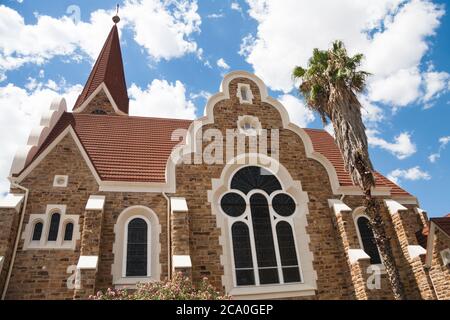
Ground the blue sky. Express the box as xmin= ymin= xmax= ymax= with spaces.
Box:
xmin=0 ymin=0 xmax=449 ymax=217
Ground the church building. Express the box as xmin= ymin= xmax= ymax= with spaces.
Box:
xmin=0 ymin=15 xmax=449 ymax=300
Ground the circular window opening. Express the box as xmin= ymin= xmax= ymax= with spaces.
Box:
xmin=221 ymin=192 xmax=246 ymax=217
xmin=272 ymin=193 xmax=296 ymax=217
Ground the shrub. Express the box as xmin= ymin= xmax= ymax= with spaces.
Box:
xmin=90 ymin=272 xmax=231 ymax=300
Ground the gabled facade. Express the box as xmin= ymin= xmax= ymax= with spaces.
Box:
xmin=0 ymin=18 xmax=448 ymax=300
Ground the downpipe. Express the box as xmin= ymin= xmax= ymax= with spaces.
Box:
xmin=1 ymin=178 xmax=29 ymax=300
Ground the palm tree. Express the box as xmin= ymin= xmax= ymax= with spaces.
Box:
xmin=293 ymin=40 xmax=405 ymax=300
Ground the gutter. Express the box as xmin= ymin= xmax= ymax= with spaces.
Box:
xmin=162 ymin=192 xmax=172 ymax=280
xmin=1 ymin=178 xmax=29 ymax=300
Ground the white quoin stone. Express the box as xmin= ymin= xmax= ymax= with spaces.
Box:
xmin=328 ymin=199 xmax=352 ymax=215
xmin=384 ymin=199 xmax=408 ymax=215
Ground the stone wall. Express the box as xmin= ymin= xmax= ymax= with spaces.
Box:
xmin=428 ymin=230 xmax=450 ymax=299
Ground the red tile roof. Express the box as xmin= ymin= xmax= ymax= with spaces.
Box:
xmin=18 ymin=114 xmax=413 ymax=196
xmin=303 ymin=128 xmax=411 ymax=196
xmin=28 ymin=113 xmax=191 ymax=182
xmin=431 ymin=216 xmax=450 ymax=237
xmin=73 ymin=24 xmax=129 ymax=114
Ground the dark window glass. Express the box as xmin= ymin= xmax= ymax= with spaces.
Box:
xmin=64 ymin=223 xmax=74 ymax=241
xmin=232 ymin=222 xmax=255 ymax=286
xmin=240 ymin=87 xmax=248 ymax=101
xmin=126 ymin=218 xmax=148 ymax=277
xmin=272 ymin=194 xmax=296 ymax=217
xmin=221 ymin=192 xmax=246 ymax=217
xmin=231 ymin=166 xmax=282 ymax=195
xmin=91 ymin=109 xmax=107 ymax=115
xmin=357 ymin=217 xmax=381 ymax=264
xmin=250 ymin=193 xmax=279 ymax=284
xmin=47 ymin=213 xmax=60 ymax=241
xmin=276 ymin=221 xmax=301 ymax=283
xmin=32 ymin=222 xmax=43 ymax=241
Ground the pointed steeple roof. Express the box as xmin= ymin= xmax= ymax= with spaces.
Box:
xmin=73 ymin=20 xmax=129 ymax=114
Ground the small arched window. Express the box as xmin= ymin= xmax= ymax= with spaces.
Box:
xmin=126 ymin=218 xmax=148 ymax=277
xmin=240 ymin=86 xmax=248 ymax=101
xmin=47 ymin=212 xmax=61 ymax=241
xmin=32 ymin=222 xmax=43 ymax=241
xmin=64 ymin=222 xmax=74 ymax=241
xmin=356 ymin=216 xmax=381 ymax=264
xmin=92 ymin=109 xmax=107 ymax=115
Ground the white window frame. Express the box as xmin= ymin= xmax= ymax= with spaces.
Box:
xmin=236 ymin=83 xmax=254 ymax=104
xmin=122 ymin=215 xmax=152 ymax=278
xmin=53 ymin=175 xmax=69 ymax=187
xmin=353 ymin=210 xmax=385 ymax=269
xmin=22 ymin=204 xmax=80 ymax=250
xmin=112 ymin=205 xmax=161 ymax=288
xmin=220 ymin=188 xmax=304 ymax=287
xmin=209 ymin=157 xmax=317 ymax=299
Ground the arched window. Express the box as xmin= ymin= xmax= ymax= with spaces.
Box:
xmin=221 ymin=166 xmax=302 ymax=286
xmin=47 ymin=212 xmax=61 ymax=241
xmin=64 ymin=222 xmax=74 ymax=241
xmin=32 ymin=222 xmax=43 ymax=241
xmin=356 ymin=216 xmax=381 ymax=264
xmin=126 ymin=218 xmax=148 ymax=277
xmin=91 ymin=109 xmax=107 ymax=115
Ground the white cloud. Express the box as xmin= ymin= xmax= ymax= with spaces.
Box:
xmin=190 ymin=90 xmax=212 ymax=101
xmin=428 ymin=135 xmax=450 ymax=163
xmin=207 ymin=13 xmax=224 ymax=19
xmin=0 ymin=1 xmax=202 ymax=79
xmin=367 ymin=129 xmax=416 ymax=159
xmin=387 ymin=166 xmax=431 ymax=184
xmin=0 ymin=82 xmax=82 ymax=193
xmin=278 ymin=94 xmax=315 ymax=128
xmin=241 ymin=0 xmax=445 ymax=107
xmin=128 ymin=79 xmax=197 ymax=119
xmin=216 ymin=58 xmax=230 ymax=70
xmin=359 ymin=94 xmax=384 ymax=124
xmin=122 ymin=0 xmax=201 ymax=61
xmin=231 ymin=2 xmax=243 ymax=13
xmin=368 ymin=67 xmax=422 ymax=107
xmin=423 ymin=70 xmax=450 ymax=102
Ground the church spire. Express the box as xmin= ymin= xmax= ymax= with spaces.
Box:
xmin=72 ymin=7 xmax=129 ymax=115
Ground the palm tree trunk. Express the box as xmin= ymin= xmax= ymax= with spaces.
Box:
xmin=328 ymin=85 xmax=406 ymax=299
xmin=365 ymin=192 xmax=406 ymax=300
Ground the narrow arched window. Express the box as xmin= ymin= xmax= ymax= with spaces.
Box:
xmin=221 ymin=166 xmax=301 ymax=287
xmin=357 ymin=216 xmax=381 ymax=264
xmin=32 ymin=222 xmax=43 ymax=241
xmin=48 ymin=213 xmax=61 ymax=241
xmin=64 ymin=222 xmax=74 ymax=241
xmin=126 ymin=218 xmax=148 ymax=277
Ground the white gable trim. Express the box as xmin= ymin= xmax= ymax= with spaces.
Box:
xmin=72 ymin=83 xmax=127 ymax=116
xmin=14 ymin=126 xmax=102 ymax=186
xmin=166 ymin=70 xmax=401 ymax=197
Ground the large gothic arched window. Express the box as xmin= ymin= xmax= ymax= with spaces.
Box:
xmin=220 ymin=166 xmax=302 ymax=286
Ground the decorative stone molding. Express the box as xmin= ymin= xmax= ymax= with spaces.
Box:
xmin=236 ymin=83 xmax=254 ymax=104
xmin=77 ymin=255 xmax=99 ymax=270
xmin=85 ymin=195 xmax=106 ymax=211
xmin=348 ymin=249 xmax=371 ymax=264
xmin=440 ymin=248 xmax=450 ymax=266
xmin=328 ymin=199 xmax=352 ymax=215
xmin=53 ymin=175 xmax=69 ymax=187
xmin=208 ymin=154 xmax=317 ymax=299
xmin=383 ymin=199 xmax=408 ymax=215
xmin=21 ymin=204 xmax=80 ymax=250
xmin=237 ymin=115 xmax=262 ymax=136
xmin=407 ymin=245 xmax=427 ymax=259
xmin=0 ymin=194 xmax=24 ymax=212
xmin=10 ymin=97 xmax=67 ymax=175
xmin=170 ymin=197 xmax=188 ymax=212
xmin=112 ymin=206 xmax=161 ymax=287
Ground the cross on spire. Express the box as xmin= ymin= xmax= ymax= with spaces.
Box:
xmin=112 ymin=4 xmax=120 ymax=24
